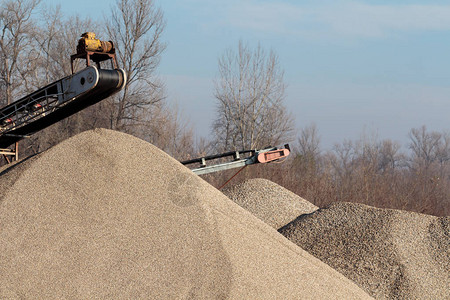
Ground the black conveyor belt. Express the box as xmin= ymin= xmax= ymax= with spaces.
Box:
xmin=0 ymin=69 xmax=124 ymax=148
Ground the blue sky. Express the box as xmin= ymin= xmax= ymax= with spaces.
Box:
xmin=43 ymin=0 xmax=450 ymax=149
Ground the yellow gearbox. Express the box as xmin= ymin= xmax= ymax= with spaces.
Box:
xmin=76 ymin=32 xmax=114 ymax=54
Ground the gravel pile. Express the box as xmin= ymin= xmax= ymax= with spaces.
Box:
xmin=0 ymin=129 xmax=371 ymax=299
xmin=223 ymin=178 xmax=318 ymax=229
xmin=279 ymin=202 xmax=449 ymax=299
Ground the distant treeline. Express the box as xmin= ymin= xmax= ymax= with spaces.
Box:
xmin=203 ymin=124 xmax=449 ymax=217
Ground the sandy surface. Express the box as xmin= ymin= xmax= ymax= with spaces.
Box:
xmin=0 ymin=129 xmax=371 ymax=299
xmin=223 ymin=178 xmax=318 ymax=229
xmin=279 ymin=202 xmax=449 ymax=299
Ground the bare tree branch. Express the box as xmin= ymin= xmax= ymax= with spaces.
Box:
xmin=106 ymin=0 xmax=166 ymax=132
xmin=213 ymin=41 xmax=294 ymax=151
xmin=0 ymin=0 xmax=40 ymax=105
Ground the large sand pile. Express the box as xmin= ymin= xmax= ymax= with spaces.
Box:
xmin=279 ymin=202 xmax=449 ymax=299
xmin=0 ymin=129 xmax=371 ymax=299
xmin=223 ymin=178 xmax=318 ymax=229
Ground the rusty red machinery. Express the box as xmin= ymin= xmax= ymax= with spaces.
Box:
xmin=257 ymin=147 xmax=290 ymax=163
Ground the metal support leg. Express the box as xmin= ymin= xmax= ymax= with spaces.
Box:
xmin=15 ymin=142 xmax=18 ymax=161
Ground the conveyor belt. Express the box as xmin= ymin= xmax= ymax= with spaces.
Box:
xmin=181 ymin=145 xmax=290 ymax=175
xmin=0 ymin=67 xmax=126 ymax=148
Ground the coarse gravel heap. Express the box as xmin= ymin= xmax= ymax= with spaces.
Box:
xmin=0 ymin=129 xmax=371 ymax=299
xmin=279 ymin=202 xmax=450 ymax=300
xmin=222 ymin=178 xmax=318 ymax=229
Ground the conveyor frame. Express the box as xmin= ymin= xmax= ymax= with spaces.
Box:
xmin=0 ymin=66 xmax=126 ymax=155
xmin=181 ymin=145 xmax=290 ymax=176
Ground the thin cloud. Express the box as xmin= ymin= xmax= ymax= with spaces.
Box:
xmin=321 ymin=2 xmax=450 ymax=37
xmin=208 ymin=1 xmax=450 ymax=39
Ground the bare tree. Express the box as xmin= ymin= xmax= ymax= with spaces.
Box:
xmin=0 ymin=0 xmax=40 ymax=105
xmin=435 ymin=131 xmax=450 ymax=166
xmin=408 ymin=125 xmax=443 ymax=170
xmin=213 ymin=40 xmax=294 ymax=151
xmin=138 ymin=102 xmax=195 ymax=160
xmin=297 ymin=122 xmax=320 ymax=160
xmin=377 ymin=139 xmax=403 ymax=172
xmin=105 ymin=0 xmax=166 ymax=132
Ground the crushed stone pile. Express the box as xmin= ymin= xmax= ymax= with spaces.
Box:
xmin=222 ymin=178 xmax=318 ymax=229
xmin=279 ymin=202 xmax=449 ymax=299
xmin=0 ymin=129 xmax=371 ymax=299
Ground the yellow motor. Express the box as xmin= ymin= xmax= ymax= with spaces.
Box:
xmin=77 ymin=32 xmax=114 ymax=54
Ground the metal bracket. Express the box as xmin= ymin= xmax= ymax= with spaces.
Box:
xmin=0 ymin=142 xmax=18 ymax=164
xmin=70 ymin=51 xmax=118 ymax=74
